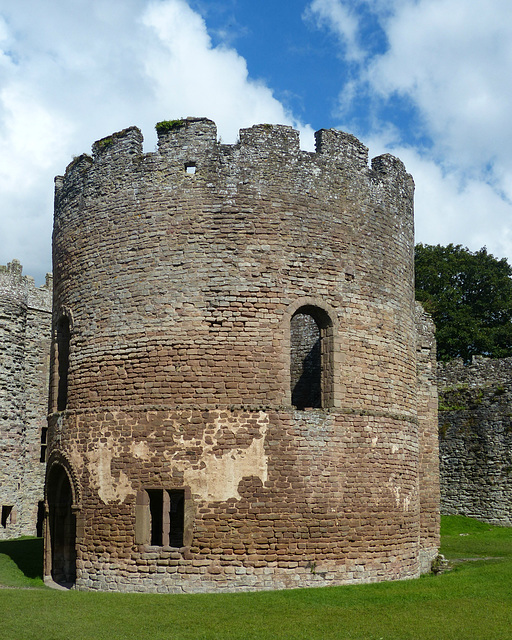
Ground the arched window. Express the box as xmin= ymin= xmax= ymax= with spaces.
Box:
xmin=290 ymin=305 xmax=334 ymax=409
xmin=56 ymin=316 xmax=70 ymax=411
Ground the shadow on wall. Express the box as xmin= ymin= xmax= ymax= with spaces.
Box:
xmin=291 ymin=311 xmax=322 ymax=409
xmin=292 ymin=338 xmax=321 ymax=409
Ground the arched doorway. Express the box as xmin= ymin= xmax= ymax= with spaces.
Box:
xmin=46 ymin=464 xmax=76 ymax=587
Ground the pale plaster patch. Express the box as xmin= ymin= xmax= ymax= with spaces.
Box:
xmin=387 ymin=475 xmax=414 ymax=512
xmin=86 ymin=436 xmax=133 ymax=504
xmin=67 ymin=442 xmax=83 ymax=474
xmin=166 ymin=412 xmax=269 ymax=502
xmin=388 ymin=477 xmax=401 ymax=507
xmin=131 ymin=440 xmax=151 ymax=459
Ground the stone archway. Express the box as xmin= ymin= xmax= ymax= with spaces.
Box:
xmin=46 ymin=463 xmax=76 ymax=587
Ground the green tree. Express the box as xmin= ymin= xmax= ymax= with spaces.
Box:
xmin=415 ymin=243 xmax=512 ymax=362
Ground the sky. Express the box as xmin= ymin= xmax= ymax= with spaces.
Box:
xmin=1 ymin=0 xmax=512 ymax=285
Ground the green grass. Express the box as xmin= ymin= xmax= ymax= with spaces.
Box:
xmin=0 ymin=537 xmax=44 ymax=588
xmin=0 ymin=517 xmax=511 ymax=640
xmin=440 ymin=514 xmax=512 ymax=559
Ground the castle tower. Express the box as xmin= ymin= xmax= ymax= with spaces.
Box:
xmin=0 ymin=260 xmax=52 ymax=539
xmin=45 ymin=118 xmax=439 ymax=591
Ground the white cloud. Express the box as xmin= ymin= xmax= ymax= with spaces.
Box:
xmin=0 ymin=0 xmax=313 ymax=283
xmin=368 ymin=0 xmax=512 ymax=258
xmin=369 ymin=0 xmax=512 ymax=172
xmin=389 ymin=146 xmax=512 ymax=258
xmin=307 ymin=0 xmax=512 ymax=264
xmin=304 ymin=0 xmax=363 ymax=62
xmin=141 ymin=0 xmax=313 ymax=144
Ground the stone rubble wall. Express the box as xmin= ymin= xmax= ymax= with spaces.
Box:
xmin=50 ymin=407 xmax=422 ymax=592
xmin=415 ymin=303 xmax=440 ymax=569
xmin=46 ymin=117 xmax=438 ymax=592
xmin=0 ymin=260 xmax=52 ymax=539
xmin=438 ymin=356 xmax=512 ymax=526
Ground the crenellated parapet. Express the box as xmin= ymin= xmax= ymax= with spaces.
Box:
xmin=55 ymin=117 xmax=413 ymax=213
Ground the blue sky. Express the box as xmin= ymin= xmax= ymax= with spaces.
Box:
xmin=1 ymin=0 xmax=512 ymax=284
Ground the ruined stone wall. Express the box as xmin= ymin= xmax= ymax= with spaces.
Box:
xmin=0 ymin=260 xmax=52 ymax=539
xmin=46 ymin=118 xmax=438 ymax=592
xmin=415 ymin=304 xmax=440 ymax=569
xmin=438 ymin=356 xmax=512 ymax=525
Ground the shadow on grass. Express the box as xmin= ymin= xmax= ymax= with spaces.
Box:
xmin=0 ymin=537 xmax=43 ymax=580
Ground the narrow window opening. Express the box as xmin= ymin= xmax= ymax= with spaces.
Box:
xmin=56 ymin=316 xmax=70 ymax=411
xmin=1 ymin=505 xmax=13 ymax=528
xmin=169 ymin=490 xmax=185 ymax=548
xmin=36 ymin=501 xmax=45 ymax=537
xmin=291 ymin=313 xmax=321 ymax=409
xmin=40 ymin=427 xmax=48 ymax=462
xmin=290 ymin=305 xmax=334 ymax=410
xmin=147 ymin=489 xmax=164 ymax=546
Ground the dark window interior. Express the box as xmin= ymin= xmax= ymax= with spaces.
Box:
xmin=147 ymin=489 xmax=185 ymax=548
xmin=291 ymin=312 xmax=322 ymax=409
xmin=290 ymin=305 xmax=334 ymax=410
xmin=1 ymin=505 xmax=13 ymax=528
xmin=56 ymin=316 xmax=70 ymax=411
xmin=40 ymin=427 xmax=48 ymax=462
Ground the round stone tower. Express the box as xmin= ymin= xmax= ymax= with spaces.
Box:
xmin=44 ymin=118 xmax=439 ymax=592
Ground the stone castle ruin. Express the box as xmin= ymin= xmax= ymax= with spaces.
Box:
xmin=3 ymin=118 xmax=511 ymax=593
xmin=0 ymin=260 xmax=52 ymax=540
xmin=41 ymin=117 xmax=439 ymax=592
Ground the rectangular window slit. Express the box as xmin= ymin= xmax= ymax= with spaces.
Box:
xmin=1 ymin=505 xmax=13 ymax=528
xmin=40 ymin=427 xmax=48 ymax=462
xmin=142 ymin=488 xmax=186 ymax=548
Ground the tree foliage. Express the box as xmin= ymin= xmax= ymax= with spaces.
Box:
xmin=415 ymin=243 xmax=512 ymax=362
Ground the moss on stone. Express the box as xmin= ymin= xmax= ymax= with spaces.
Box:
xmin=155 ymin=119 xmax=186 ymax=135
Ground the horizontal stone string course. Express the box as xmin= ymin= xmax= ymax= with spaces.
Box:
xmin=44 ymin=117 xmax=439 ymax=591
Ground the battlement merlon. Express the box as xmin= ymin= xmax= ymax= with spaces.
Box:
xmin=372 ymin=153 xmax=415 ymax=199
xmin=55 ymin=118 xmax=414 ymax=196
xmin=93 ymin=126 xmax=143 ymax=160
xmin=239 ymin=123 xmax=300 ymax=155
xmin=315 ymin=128 xmax=368 ymax=169
xmin=0 ymin=258 xmax=23 ymax=280
xmin=156 ymin=117 xmax=217 ymax=157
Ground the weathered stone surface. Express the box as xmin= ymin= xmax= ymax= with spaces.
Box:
xmin=438 ymin=356 xmax=512 ymax=525
xmin=416 ymin=303 xmax=440 ymax=570
xmin=0 ymin=260 xmax=52 ymax=539
xmin=44 ymin=117 xmax=439 ymax=592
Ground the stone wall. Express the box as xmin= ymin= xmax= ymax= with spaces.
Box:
xmin=0 ymin=260 xmax=52 ymax=539
xmin=45 ymin=118 xmax=439 ymax=592
xmin=438 ymin=356 xmax=512 ymax=525
xmin=415 ymin=303 xmax=440 ymax=569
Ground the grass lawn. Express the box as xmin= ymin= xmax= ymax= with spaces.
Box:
xmin=0 ymin=516 xmax=511 ymax=640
